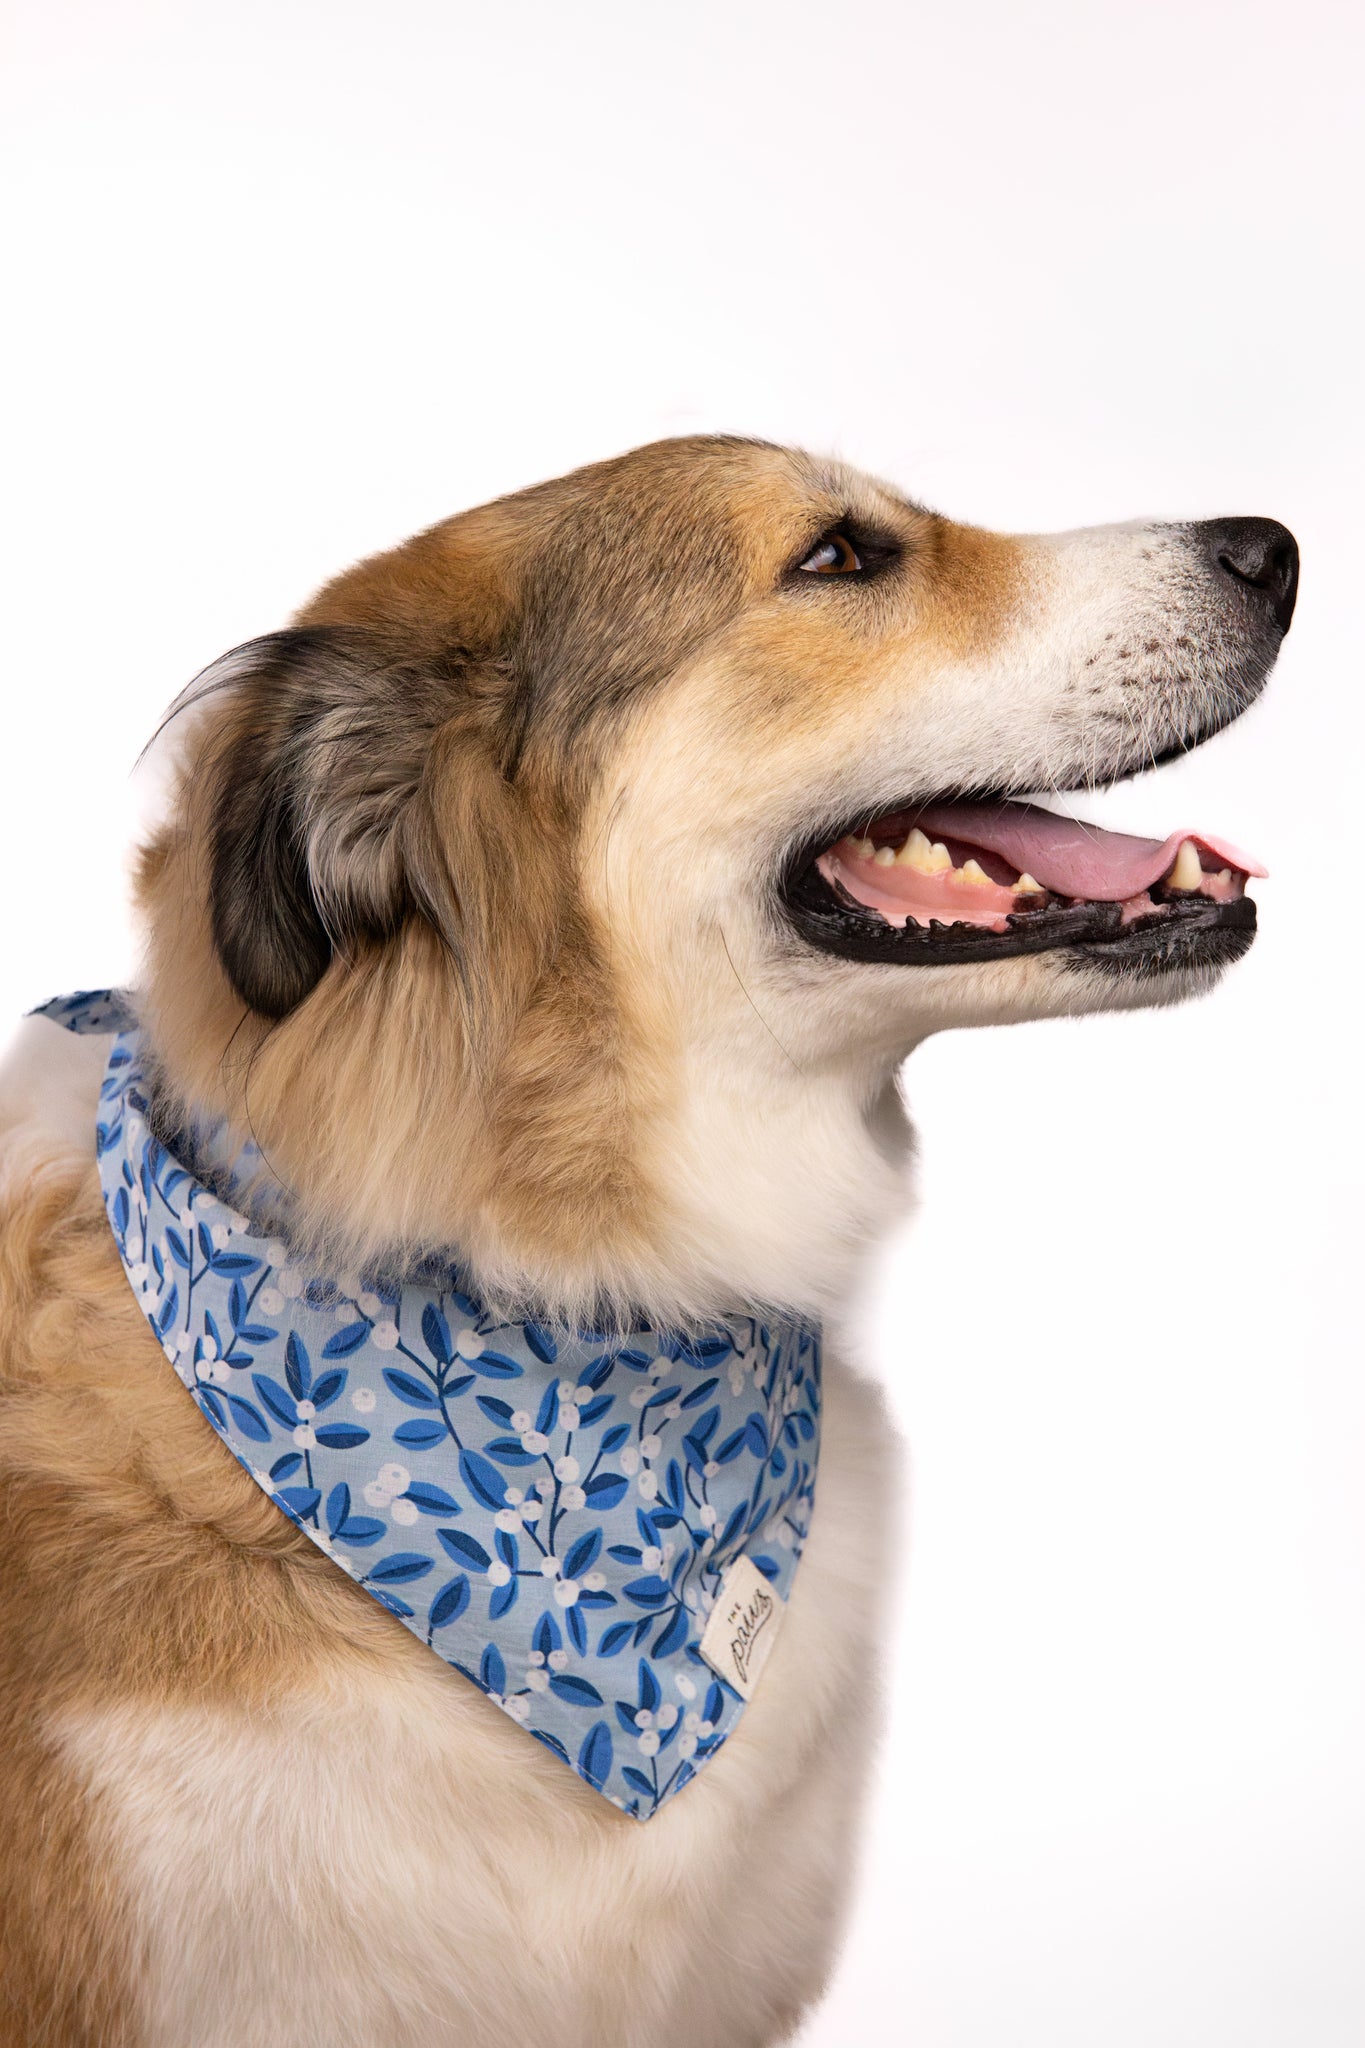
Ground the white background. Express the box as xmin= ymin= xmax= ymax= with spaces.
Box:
xmin=3 ymin=4 xmax=1362 ymax=2041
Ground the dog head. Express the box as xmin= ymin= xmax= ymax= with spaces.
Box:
xmin=138 ymin=437 xmax=1295 ymax=1319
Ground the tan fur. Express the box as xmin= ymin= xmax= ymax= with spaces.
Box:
xmin=0 ymin=437 xmax=1278 ymax=2043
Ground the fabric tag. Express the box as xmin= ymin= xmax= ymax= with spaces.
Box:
xmin=699 ymin=1555 xmax=785 ymax=1699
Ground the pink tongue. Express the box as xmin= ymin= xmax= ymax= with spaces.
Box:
xmin=906 ymin=802 xmax=1267 ymax=900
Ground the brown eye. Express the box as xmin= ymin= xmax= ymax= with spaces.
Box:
xmin=799 ymin=531 xmax=863 ymax=575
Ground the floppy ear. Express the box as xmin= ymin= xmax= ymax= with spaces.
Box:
xmin=202 ymin=628 xmax=466 ymax=1018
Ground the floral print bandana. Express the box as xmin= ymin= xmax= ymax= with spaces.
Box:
xmin=37 ymin=991 xmax=821 ymax=1820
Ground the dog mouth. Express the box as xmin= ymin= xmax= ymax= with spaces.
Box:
xmin=780 ymin=798 xmax=1267 ymax=975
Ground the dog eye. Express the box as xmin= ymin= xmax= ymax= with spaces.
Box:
xmin=799 ymin=532 xmax=863 ymax=575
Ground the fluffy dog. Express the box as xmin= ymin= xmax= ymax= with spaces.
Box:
xmin=0 ymin=437 xmax=1296 ymax=2046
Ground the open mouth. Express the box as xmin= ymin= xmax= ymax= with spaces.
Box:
xmin=781 ymin=799 xmax=1267 ymax=977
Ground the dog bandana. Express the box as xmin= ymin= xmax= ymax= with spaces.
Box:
xmin=37 ymin=991 xmax=820 ymax=1820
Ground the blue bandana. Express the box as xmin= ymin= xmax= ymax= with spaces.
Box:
xmin=38 ymin=991 xmax=820 ymax=1820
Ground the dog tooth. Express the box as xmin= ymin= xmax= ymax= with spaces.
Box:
xmin=1168 ymin=839 xmax=1203 ymax=891
xmin=1014 ymin=872 xmax=1044 ymax=895
xmin=958 ymin=859 xmax=992 ymax=887
xmin=872 ymin=846 xmax=897 ymax=866
xmin=1214 ymin=868 xmax=1232 ymax=886
xmin=852 ymin=837 xmax=876 ymax=858
xmin=927 ymin=841 xmax=952 ymax=872
xmin=894 ymin=826 xmax=936 ymax=870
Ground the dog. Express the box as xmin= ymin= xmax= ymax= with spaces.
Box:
xmin=0 ymin=436 xmax=1296 ymax=2046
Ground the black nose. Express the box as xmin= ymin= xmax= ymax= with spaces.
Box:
xmin=1198 ymin=516 xmax=1300 ymax=634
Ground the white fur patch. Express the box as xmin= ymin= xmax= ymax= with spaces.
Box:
xmin=0 ymin=1012 xmax=110 ymax=1196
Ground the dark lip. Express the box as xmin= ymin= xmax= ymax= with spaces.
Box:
xmin=777 ymin=843 xmax=1257 ymax=972
xmin=1063 ymin=905 xmax=1257 ymax=981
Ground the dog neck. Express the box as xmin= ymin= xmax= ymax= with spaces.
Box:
xmin=134 ymin=878 xmax=917 ymax=1329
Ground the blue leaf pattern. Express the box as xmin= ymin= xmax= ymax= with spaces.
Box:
xmin=36 ymin=988 xmax=821 ymax=1821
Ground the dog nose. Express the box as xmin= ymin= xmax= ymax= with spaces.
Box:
xmin=1198 ymin=516 xmax=1300 ymax=634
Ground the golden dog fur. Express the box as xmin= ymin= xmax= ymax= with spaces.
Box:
xmin=0 ymin=437 xmax=1287 ymax=2045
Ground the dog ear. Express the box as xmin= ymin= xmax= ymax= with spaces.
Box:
xmin=200 ymin=629 xmax=466 ymax=1018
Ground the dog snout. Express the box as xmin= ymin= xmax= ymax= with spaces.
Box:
xmin=1196 ymin=515 xmax=1300 ymax=635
